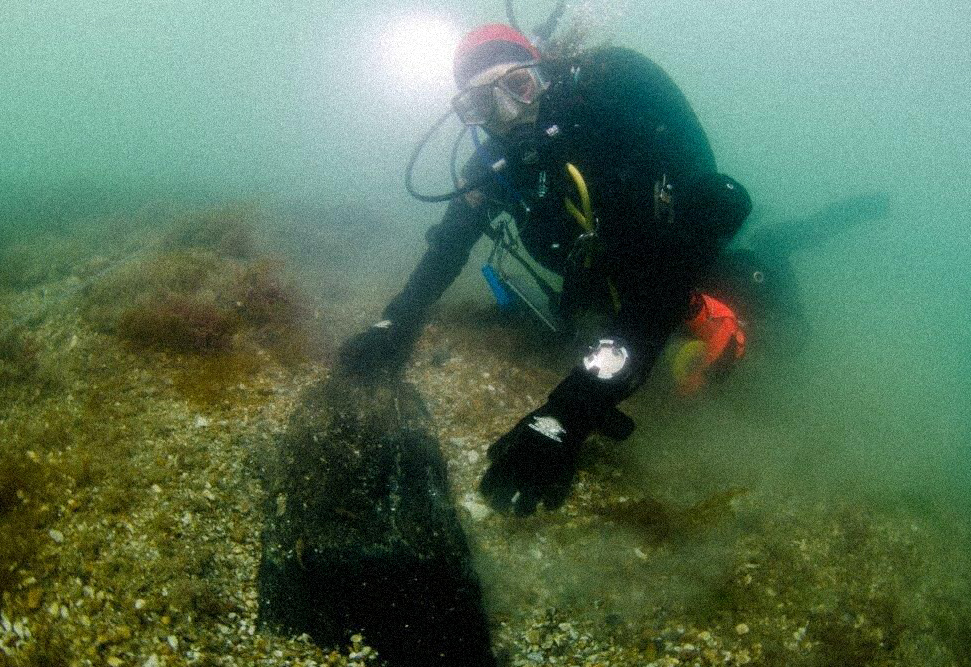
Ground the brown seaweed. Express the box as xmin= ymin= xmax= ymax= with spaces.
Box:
xmin=594 ymin=488 xmax=749 ymax=541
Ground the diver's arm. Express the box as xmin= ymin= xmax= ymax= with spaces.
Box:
xmin=382 ymin=196 xmax=490 ymax=325
xmin=339 ymin=138 xmax=500 ymax=379
xmin=338 ymin=193 xmax=490 ymax=378
xmin=478 ymin=188 xmax=750 ymax=515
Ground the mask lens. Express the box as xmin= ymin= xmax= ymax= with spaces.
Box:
xmin=499 ymin=67 xmax=539 ymax=103
xmin=452 ymin=64 xmax=544 ymax=126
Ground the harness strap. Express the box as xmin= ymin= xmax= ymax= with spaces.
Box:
xmin=563 ymin=163 xmax=621 ymax=313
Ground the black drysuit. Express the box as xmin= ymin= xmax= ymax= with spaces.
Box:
xmin=385 ymin=46 xmax=751 ymax=415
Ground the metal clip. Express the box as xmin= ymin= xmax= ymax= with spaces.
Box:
xmin=653 ymin=174 xmax=675 ymax=226
xmin=567 ymin=231 xmax=597 ymax=265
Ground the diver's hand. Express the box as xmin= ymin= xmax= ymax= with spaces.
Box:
xmin=479 ymin=408 xmax=587 ymax=516
xmin=337 ymin=319 xmax=421 ymax=378
xmin=481 ymin=341 xmax=642 ymax=515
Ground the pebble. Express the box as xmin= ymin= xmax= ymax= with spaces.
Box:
xmin=735 ymin=623 xmax=750 ymax=635
xmin=49 ymin=529 xmax=65 ymax=544
xmin=462 ymin=493 xmax=491 ymax=521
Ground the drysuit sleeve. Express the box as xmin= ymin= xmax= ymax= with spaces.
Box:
xmin=569 ymin=171 xmax=752 ymax=413
xmin=382 ymin=195 xmax=490 ymax=327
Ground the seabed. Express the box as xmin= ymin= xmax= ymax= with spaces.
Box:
xmin=0 ymin=204 xmax=968 ymax=667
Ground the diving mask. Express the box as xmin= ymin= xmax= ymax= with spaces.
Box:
xmin=452 ymin=63 xmax=548 ymax=127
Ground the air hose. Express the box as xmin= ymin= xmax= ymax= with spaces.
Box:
xmin=405 ymin=109 xmax=504 ymax=203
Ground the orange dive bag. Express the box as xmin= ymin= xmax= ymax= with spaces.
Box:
xmin=672 ymin=293 xmax=746 ymax=395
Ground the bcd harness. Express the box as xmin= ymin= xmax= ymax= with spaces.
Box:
xmin=482 ymin=160 xmax=621 ymax=332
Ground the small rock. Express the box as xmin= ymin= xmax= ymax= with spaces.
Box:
xmin=143 ymin=655 xmax=160 ymax=667
xmin=735 ymin=623 xmax=750 ymax=635
xmin=194 ymin=415 xmax=210 ymax=428
xmin=48 ymin=529 xmax=64 ymax=544
xmin=461 ymin=494 xmax=491 ymax=521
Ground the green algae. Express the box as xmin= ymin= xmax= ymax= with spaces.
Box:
xmin=593 ymin=488 xmax=750 ymax=542
xmin=160 ymin=205 xmax=259 ymax=260
xmin=1 ymin=204 xmax=969 ymax=666
xmin=0 ymin=326 xmax=43 ymax=387
xmin=79 ymin=215 xmax=311 ymax=360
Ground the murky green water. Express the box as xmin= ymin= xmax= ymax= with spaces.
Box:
xmin=1 ymin=1 xmax=969 ymax=665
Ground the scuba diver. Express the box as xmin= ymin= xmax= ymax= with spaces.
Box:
xmin=339 ymin=22 xmax=752 ymax=516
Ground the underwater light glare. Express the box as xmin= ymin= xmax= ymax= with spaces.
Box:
xmin=379 ymin=14 xmax=461 ymax=90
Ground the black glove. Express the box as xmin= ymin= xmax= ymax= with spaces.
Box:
xmin=480 ymin=338 xmax=641 ymax=516
xmin=478 ymin=404 xmax=634 ymax=516
xmin=480 ymin=406 xmax=589 ymax=516
xmin=337 ymin=319 xmax=421 ymax=378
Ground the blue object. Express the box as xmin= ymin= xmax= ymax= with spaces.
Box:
xmin=481 ymin=265 xmax=516 ymax=310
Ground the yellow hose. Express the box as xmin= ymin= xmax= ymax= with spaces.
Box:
xmin=563 ymin=162 xmax=621 ymax=312
xmin=564 ymin=163 xmax=594 ymax=232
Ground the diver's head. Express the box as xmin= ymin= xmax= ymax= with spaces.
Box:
xmin=451 ymin=24 xmax=548 ymax=138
